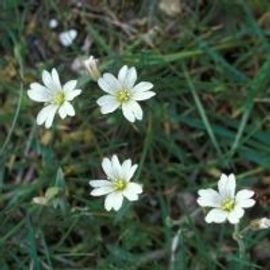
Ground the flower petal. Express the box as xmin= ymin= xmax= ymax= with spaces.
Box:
xmin=122 ymin=102 xmax=135 ymax=122
xmin=132 ymin=91 xmax=156 ymax=101
xmin=90 ymin=186 xmax=115 ymax=196
xmin=235 ymin=189 xmax=254 ymax=201
xmin=123 ymin=182 xmax=142 ymax=201
xmin=45 ymin=106 xmax=59 ymax=128
xmin=122 ymin=159 xmax=131 ymax=171
xmin=42 ymin=70 xmax=59 ymax=91
xmin=123 ymin=67 xmax=137 ymax=88
xmin=227 ymin=206 xmax=244 ymax=224
xmin=218 ymin=173 xmax=236 ymax=198
xmin=236 ymin=199 xmax=256 ymax=208
xmin=36 ymin=104 xmax=58 ymax=128
xmin=122 ymin=101 xmax=143 ymax=122
xmin=126 ymin=164 xmax=138 ymax=181
xmin=59 ymin=29 xmax=77 ymax=47
xmin=129 ymin=101 xmax=143 ymax=120
xmin=63 ymin=80 xmax=82 ymax=101
xmin=118 ymin=65 xmax=128 ymax=84
xmin=65 ymin=89 xmax=82 ymax=101
xmin=121 ymin=159 xmax=132 ymax=179
xmin=97 ymin=95 xmax=120 ymax=114
xmin=98 ymin=73 xmax=121 ymax=94
xmin=51 ymin=68 xmax=62 ymax=90
xmin=197 ymin=189 xmax=222 ymax=207
xmin=104 ymin=192 xmax=123 ymax=211
xmin=89 ymin=180 xmax=112 ymax=188
xmin=111 ymin=155 xmax=122 ymax=179
xmin=132 ymin=82 xmax=153 ymax=93
xmin=63 ymin=80 xmax=77 ymax=92
xmin=58 ymin=104 xmax=67 ymax=119
xmin=205 ymin=208 xmax=227 ymax=223
xmin=65 ymin=102 xmax=75 ymax=116
xmin=102 ymin=157 xmax=115 ymax=179
xmin=28 ymin=83 xmax=52 ymax=102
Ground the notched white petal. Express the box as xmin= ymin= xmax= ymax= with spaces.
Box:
xmin=132 ymin=81 xmax=153 ymax=93
xmin=197 ymin=189 xmax=222 ymax=207
xmin=36 ymin=104 xmax=58 ymax=128
xmin=236 ymin=189 xmax=255 ymax=201
xmin=51 ymin=68 xmax=62 ymax=90
xmin=91 ymin=186 xmax=115 ymax=196
xmin=122 ymin=103 xmax=136 ymax=122
xmin=133 ymin=91 xmax=156 ymax=101
xmin=89 ymin=180 xmax=112 ymax=188
xmin=205 ymin=209 xmax=227 ymax=224
xmin=118 ymin=65 xmax=128 ymax=83
xmin=124 ymin=67 xmax=137 ymax=88
xmin=102 ymin=157 xmax=115 ymax=179
xmin=218 ymin=173 xmax=236 ymax=198
xmin=104 ymin=192 xmax=123 ymax=211
xmin=97 ymin=95 xmax=120 ymax=114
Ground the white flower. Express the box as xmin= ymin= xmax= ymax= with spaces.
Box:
xmin=59 ymin=29 xmax=77 ymax=47
xmin=197 ymin=173 xmax=256 ymax=224
xmin=89 ymin=155 xmax=143 ymax=211
xmin=27 ymin=68 xmax=82 ymax=128
xmin=84 ymin=55 xmax=101 ymax=81
xmin=97 ymin=65 xmax=156 ymax=122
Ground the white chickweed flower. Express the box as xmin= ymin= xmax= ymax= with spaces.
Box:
xmin=89 ymin=155 xmax=143 ymax=211
xmin=197 ymin=173 xmax=256 ymax=224
xmin=59 ymin=29 xmax=77 ymax=47
xmin=97 ymin=65 xmax=156 ymax=122
xmin=84 ymin=55 xmax=101 ymax=81
xmin=27 ymin=68 xmax=82 ymax=128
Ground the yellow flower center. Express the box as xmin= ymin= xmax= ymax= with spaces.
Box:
xmin=116 ymin=89 xmax=130 ymax=103
xmin=221 ymin=198 xmax=235 ymax=212
xmin=54 ymin=92 xmax=65 ymax=105
xmin=113 ymin=179 xmax=127 ymax=191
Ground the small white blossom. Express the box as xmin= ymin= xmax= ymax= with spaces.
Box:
xmin=89 ymin=155 xmax=143 ymax=211
xmin=49 ymin=18 xmax=58 ymax=29
xmin=27 ymin=68 xmax=82 ymax=128
xmin=59 ymin=29 xmax=77 ymax=47
xmin=197 ymin=173 xmax=256 ymax=224
xmin=84 ymin=56 xmax=101 ymax=81
xmin=97 ymin=65 xmax=156 ymax=122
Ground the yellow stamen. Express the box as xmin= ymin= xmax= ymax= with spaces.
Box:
xmin=114 ymin=179 xmax=127 ymax=191
xmin=116 ymin=89 xmax=130 ymax=103
xmin=221 ymin=199 xmax=235 ymax=212
xmin=54 ymin=92 xmax=65 ymax=105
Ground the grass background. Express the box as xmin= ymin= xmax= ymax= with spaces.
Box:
xmin=1 ymin=0 xmax=270 ymax=269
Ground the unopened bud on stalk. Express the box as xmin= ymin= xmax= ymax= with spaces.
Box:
xmin=250 ymin=217 xmax=270 ymax=230
xmin=84 ymin=56 xmax=101 ymax=81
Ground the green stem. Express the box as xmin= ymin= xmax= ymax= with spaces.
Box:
xmin=233 ymin=224 xmax=245 ymax=267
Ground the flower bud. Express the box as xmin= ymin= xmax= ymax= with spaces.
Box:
xmin=250 ymin=217 xmax=270 ymax=230
xmin=84 ymin=56 xmax=101 ymax=81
